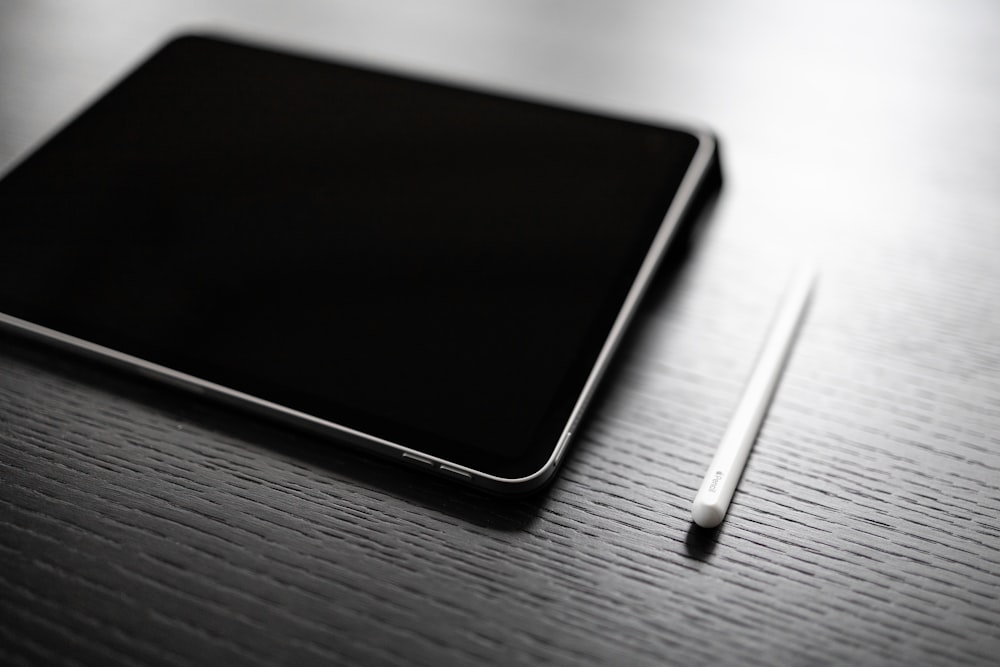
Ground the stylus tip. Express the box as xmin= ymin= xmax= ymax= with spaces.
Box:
xmin=691 ymin=500 xmax=725 ymax=529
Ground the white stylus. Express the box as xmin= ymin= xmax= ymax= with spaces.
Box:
xmin=691 ymin=264 xmax=817 ymax=528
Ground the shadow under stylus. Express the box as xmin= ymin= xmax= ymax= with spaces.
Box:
xmin=684 ymin=521 xmax=721 ymax=561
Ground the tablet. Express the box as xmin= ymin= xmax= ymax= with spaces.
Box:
xmin=0 ymin=34 xmax=720 ymax=493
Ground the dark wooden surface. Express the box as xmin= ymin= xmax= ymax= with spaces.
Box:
xmin=3 ymin=1 xmax=1000 ymax=664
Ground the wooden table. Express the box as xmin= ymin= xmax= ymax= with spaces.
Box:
xmin=3 ymin=1 xmax=999 ymax=664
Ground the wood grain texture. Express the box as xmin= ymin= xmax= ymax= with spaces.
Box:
xmin=2 ymin=0 xmax=1000 ymax=664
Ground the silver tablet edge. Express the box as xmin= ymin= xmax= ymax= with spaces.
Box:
xmin=493 ymin=129 xmax=719 ymax=493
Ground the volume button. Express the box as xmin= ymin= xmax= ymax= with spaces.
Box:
xmin=401 ymin=452 xmax=434 ymax=466
xmin=437 ymin=465 xmax=472 ymax=480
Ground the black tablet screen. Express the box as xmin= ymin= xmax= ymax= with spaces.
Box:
xmin=0 ymin=35 xmax=702 ymax=478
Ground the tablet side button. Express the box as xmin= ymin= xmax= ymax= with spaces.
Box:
xmin=438 ymin=465 xmax=472 ymax=480
xmin=401 ymin=452 xmax=434 ymax=466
